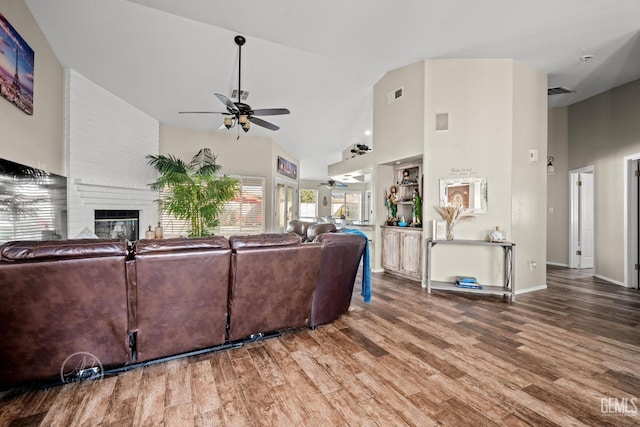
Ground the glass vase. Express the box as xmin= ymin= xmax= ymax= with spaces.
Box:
xmin=446 ymin=223 xmax=455 ymax=240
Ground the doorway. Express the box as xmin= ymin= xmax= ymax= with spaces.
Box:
xmin=275 ymin=179 xmax=297 ymax=233
xmin=569 ymin=166 xmax=595 ymax=269
xmin=625 ymin=155 xmax=640 ymax=289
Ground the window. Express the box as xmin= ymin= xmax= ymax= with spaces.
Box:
xmin=218 ymin=176 xmax=265 ymax=235
xmin=331 ymin=190 xmax=361 ymax=220
xmin=299 ymin=189 xmax=317 ymax=221
xmin=159 ymin=175 xmax=265 ymax=237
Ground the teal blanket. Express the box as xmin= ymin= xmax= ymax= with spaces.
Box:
xmin=340 ymin=228 xmax=371 ymax=303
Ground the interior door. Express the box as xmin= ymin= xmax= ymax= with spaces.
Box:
xmin=631 ymin=160 xmax=639 ymax=288
xmin=275 ymin=180 xmax=297 ymax=233
xmin=579 ymin=172 xmax=594 ymax=269
xmin=570 ymin=168 xmax=595 ymax=269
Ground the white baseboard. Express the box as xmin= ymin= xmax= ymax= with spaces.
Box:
xmin=594 ymin=274 xmax=627 ymax=287
xmin=515 ymin=284 xmax=547 ymax=295
xmin=371 ymin=268 xmax=385 ymax=274
xmin=546 ymin=262 xmax=569 ymax=267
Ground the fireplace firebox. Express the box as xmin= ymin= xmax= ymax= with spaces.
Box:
xmin=95 ymin=210 xmax=139 ymax=241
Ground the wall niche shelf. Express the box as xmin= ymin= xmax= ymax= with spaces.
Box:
xmin=424 ymin=238 xmax=516 ymax=302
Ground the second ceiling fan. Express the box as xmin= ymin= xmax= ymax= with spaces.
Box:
xmin=319 ymin=179 xmax=348 ymax=189
xmin=180 ymin=35 xmax=290 ymax=136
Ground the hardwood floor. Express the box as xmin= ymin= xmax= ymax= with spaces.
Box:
xmin=1 ymin=265 xmax=639 ymax=426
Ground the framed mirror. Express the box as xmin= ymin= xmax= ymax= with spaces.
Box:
xmin=439 ymin=177 xmax=487 ymax=213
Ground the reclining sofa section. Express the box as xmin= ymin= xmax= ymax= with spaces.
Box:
xmin=0 ymin=239 xmax=131 ymax=388
xmin=130 ymin=236 xmax=232 ymax=363
xmin=227 ymin=233 xmax=323 ymax=341
xmin=0 ymin=232 xmax=366 ymax=389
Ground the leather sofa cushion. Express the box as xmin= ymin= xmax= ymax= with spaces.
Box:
xmin=229 ymin=233 xmax=301 ymax=249
xmin=134 ymin=236 xmax=230 ymax=255
xmin=306 ymin=223 xmax=337 ymax=242
xmin=286 ymin=220 xmax=314 ymax=238
xmin=132 ymin=238 xmax=231 ymax=362
xmin=0 ymin=239 xmax=127 ymax=261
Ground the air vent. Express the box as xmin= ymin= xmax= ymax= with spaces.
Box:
xmin=547 ymin=86 xmax=575 ymax=96
xmin=231 ymin=89 xmax=249 ymax=100
xmin=387 ymin=86 xmax=404 ymax=104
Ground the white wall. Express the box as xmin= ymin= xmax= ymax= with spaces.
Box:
xmin=421 ymin=59 xmax=547 ymax=292
xmin=373 ymin=60 xmax=425 ymax=163
xmin=423 ymin=59 xmax=515 ymax=286
xmin=511 ymin=60 xmax=548 ymax=290
xmin=0 ymin=0 xmax=64 ymax=175
xmin=547 ymin=107 xmax=570 ymax=266
xmin=568 ymin=79 xmax=640 ymax=284
xmin=66 ymin=69 xmax=159 ymax=238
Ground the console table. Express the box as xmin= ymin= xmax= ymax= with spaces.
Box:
xmin=424 ymin=238 xmax=516 ymax=302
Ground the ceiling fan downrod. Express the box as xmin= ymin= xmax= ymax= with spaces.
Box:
xmin=235 ymin=35 xmax=245 ymax=103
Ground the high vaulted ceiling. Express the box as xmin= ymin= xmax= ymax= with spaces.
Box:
xmin=25 ymin=0 xmax=640 ymax=180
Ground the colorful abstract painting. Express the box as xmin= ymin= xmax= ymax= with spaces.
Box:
xmin=0 ymin=13 xmax=34 ymax=115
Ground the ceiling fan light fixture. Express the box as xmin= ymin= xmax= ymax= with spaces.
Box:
xmin=224 ymin=117 xmax=235 ymax=129
xmin=238 ymin=114 xmax=249 ymax=125
xmin=241 ymin=121 xmax=250 ymax=132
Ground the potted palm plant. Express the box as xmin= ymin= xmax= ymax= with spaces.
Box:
xmin=147 ymin=148 xmax=238 ymax=237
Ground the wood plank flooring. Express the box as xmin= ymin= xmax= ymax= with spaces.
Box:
xmin=1 ymin=265 xmax=639 ymax=426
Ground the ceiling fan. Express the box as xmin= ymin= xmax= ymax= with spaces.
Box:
xmin=179 ymin=35 xmax=290 ymax=137
xmin=318 ymin=179 xmax=348 ymax=189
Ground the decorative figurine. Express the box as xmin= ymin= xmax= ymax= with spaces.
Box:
xmin=412 ymin=188 xmax=422 ymax=226
xmin=401 ymin=169 xmax=416 ymax=184
xmin=389 ymin=186 xmax=398 ymax=219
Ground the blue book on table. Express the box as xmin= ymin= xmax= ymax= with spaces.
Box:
xmin=455 ymin=282 xmax=483 ymax=289
xmin=455 ymin=276 xmax=477 ymax=284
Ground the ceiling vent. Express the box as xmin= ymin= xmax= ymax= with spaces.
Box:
xmin=387 ymin=86 xmax=404 ymax=104
xmin=230 ymin=89 xmax=249 ymax=100
xmin=547 ymin=86 xmax=575 ymax=96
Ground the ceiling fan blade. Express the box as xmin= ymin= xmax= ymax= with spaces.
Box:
xmin=179 ymin=111 xmax=226 ymax=114
xmin=250 ymin=108 xmax=290 ymax=116
xmin=215 ymin=93 xmax=237 ymax=112
xmin=248 ymin=116 xmax=279 ymax=131
xmin=336 ymin=182 xmax=348 ymax=188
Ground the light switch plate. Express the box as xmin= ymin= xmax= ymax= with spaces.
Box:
xmin=528 ymin=149 xmax=538 ymax=162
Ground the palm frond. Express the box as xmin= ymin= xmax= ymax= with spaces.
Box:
xmin=189 ymin=148 xmax=222 ymax=175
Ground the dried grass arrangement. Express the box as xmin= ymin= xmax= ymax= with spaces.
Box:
xmin=435 ymin=204 xmax=474 ymax=240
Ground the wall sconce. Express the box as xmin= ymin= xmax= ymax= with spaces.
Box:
xmin=547 ymin=156 xmax=555 ymax=174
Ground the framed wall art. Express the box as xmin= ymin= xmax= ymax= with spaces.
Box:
xmin=277 ymin=156 xmax=297 ymax=179
xmin=0 ymin=13 xmax=34 ymax=115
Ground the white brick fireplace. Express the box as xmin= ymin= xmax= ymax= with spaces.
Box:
xmin=66 ymin=69 xmax=159 ymax=239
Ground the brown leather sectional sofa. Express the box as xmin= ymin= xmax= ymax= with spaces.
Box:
xmin=287 ymin=220 xmax=337 ymax=242
xmin=0 ymin=232 xmax=365 ymax=389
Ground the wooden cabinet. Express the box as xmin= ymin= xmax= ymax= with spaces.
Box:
xmin=381 ymin=227 xmax=401 ymax=271
xmin=381 ymin=226 xmax=422 ymax=282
